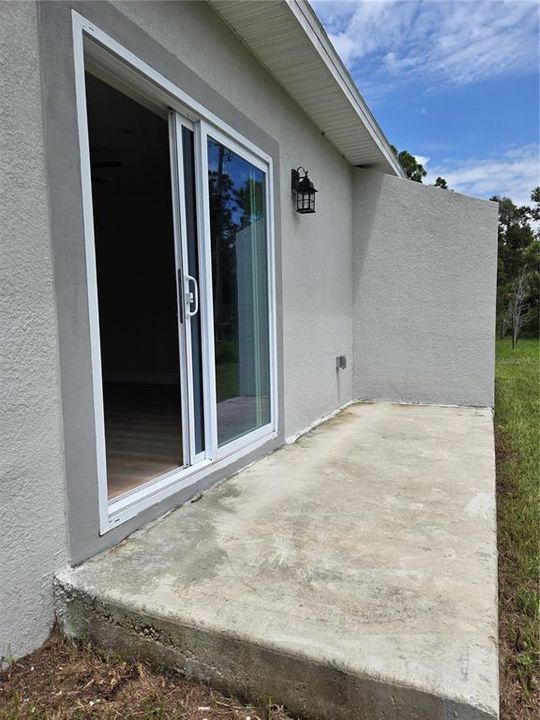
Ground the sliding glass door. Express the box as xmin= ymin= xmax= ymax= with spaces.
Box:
xmin=207 ymin=136 xmax=271 ymax=446
xmin=81 ymin=63 xmax=274 ymax=518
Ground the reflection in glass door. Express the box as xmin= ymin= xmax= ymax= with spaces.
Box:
xmin=83 ymin=71 xmax=273 ymax=510
xmin=207 ymin=137 xmax=271 ymax=446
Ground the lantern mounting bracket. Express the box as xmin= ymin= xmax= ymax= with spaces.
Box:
xmin=291 ymin=167 xmax=306 ymax=191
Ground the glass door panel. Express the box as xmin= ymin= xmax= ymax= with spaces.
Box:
xmin=83 ymin=59 xmax=274 ymax=520
xmin=207 ymin=137 xmax=271 ymax=446
xmin=181 ymin=126 xmax=205 ymax=456
xmin=85 ymin=72 xmax=185 ymax=500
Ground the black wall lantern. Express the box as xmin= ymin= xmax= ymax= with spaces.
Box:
xmin=292 ymin=167 xmax=317 ymax=214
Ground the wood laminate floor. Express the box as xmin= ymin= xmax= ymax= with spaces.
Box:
xmin=104 ymin=382 xmax=183 ymax=499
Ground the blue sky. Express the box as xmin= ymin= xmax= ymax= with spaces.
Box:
xmin=311 ymin=0 xmax=539 ymax=206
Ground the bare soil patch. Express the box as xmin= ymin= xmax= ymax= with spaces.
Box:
xmin=0 ymin=632 xmax=294 ymax=720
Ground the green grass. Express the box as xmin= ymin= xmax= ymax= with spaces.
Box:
xmin=495 ymin=337 xmax=540 ymax=718
xmin=215 ymin=340 xmax=239 ymax=403
xmin=215 ymin=361 xmax=239 ymax=403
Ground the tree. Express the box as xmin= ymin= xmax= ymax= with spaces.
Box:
xmin=530 ymin=186 xmax=540 ymax=223
xmin=504 ymin=269 xmax=532 ymax=349
xmin=208 ymin=141 xmax=266 ymax=346
xmin=390 ymin=145 xmax=426 ymax=183
xmin=492 ymin=190 xmax=539 ymax=342
xmin=390 ymin=145 xmax=450 ymax=188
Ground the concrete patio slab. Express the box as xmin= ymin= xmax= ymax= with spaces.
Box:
xmin=55 ymin=402 xmax=498 ymax=720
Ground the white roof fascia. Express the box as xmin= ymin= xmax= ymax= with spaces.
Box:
xmin=289 ymin=1 xmax=405 ymax=178
xmin=209 ymin=0 xmax=406 ymax=178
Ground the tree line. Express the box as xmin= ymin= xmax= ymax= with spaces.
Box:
xmin=392 ymin=146 xmax=539 ymax=347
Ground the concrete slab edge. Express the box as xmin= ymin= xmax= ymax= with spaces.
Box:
xmin=54 ymin=574 xmax=497 ymax=720
xmin=286 ymin=400 xmax=493 ymax=446
xmin=285 ymin=400 xmax=356 ymax=444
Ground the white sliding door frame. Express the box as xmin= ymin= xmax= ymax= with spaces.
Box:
xmin=72 ymin=10 xmax=278 ymax=534
xmin=199 ymin=122 xmax=277 ymax=460
xmin=194 ymin=121 xmax=219 ymax=464
xmin=72 ymin=14 xmax=109 ymax=534
xmin=168 ymin=110 xmax=195 ymax=469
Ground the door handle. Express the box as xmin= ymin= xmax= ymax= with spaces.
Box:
xmin=185 ymin=274 xmax=199 ymax=318
xmin=177 ymin=269 xmax=185 ymax=323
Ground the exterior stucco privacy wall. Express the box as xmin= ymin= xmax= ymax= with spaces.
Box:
xmin=353 ymin=169 xmax=498 ymax=407
xmin=0 ymin=0 xmax=497 ymax=663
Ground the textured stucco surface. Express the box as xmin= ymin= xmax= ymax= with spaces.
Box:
xmin=110 ymin=0 xmax=355 ymax=438
xmin=352 ymin=169 xmax=498 ymax=407
xmin=38 ymin=0 xmax=355 ymax=562
xmin=2 ymin=0 xmax=499 ymax=663
xmin=56 ymin=403 xmax=498 ymax=720
xmin=0 ymin=1 xmax=68 ymax=660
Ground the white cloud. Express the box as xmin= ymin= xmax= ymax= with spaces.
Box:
xmin=312 ymin=0 xmax=539 ymax=93
xmin=423 ymin=144 xmax=540 ymax=206
xmin=414 ymin=154 xmax=430 ymax=168
xmin=330 ymin=32 xmax=358 ymax=64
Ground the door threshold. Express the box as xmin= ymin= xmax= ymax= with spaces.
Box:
xmin=104 ymin=430 xmax=276 ymax=533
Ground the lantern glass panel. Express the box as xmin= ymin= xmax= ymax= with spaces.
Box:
xmin=292 ymin=169 xmax=317 ymax=213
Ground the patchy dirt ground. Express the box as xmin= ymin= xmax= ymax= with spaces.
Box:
xmin=0 ymin=632 xmax=295 ymax=720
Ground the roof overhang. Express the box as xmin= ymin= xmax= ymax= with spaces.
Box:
xmin=210 ymin=0 xmax=405 ymax=177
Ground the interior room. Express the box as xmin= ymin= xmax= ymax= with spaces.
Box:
xmin=85 ymin=71 xmax=184 ymax=499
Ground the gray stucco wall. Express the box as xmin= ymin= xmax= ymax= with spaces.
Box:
xmin=352 ymin=169 xmax=498 ymax=407
xmin=0 ymin=2 xmax=68 ymax=661
xmin=0 ymin=0 xmax=498 ymax=663
xmin=110 ymin=0 xmax=355 ymax=438
xmin=37 ymin=0 xmax=355 ymax=563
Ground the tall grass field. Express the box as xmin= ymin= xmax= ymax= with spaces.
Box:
xmin=495 ymin=337 xmax=540 ymax=719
